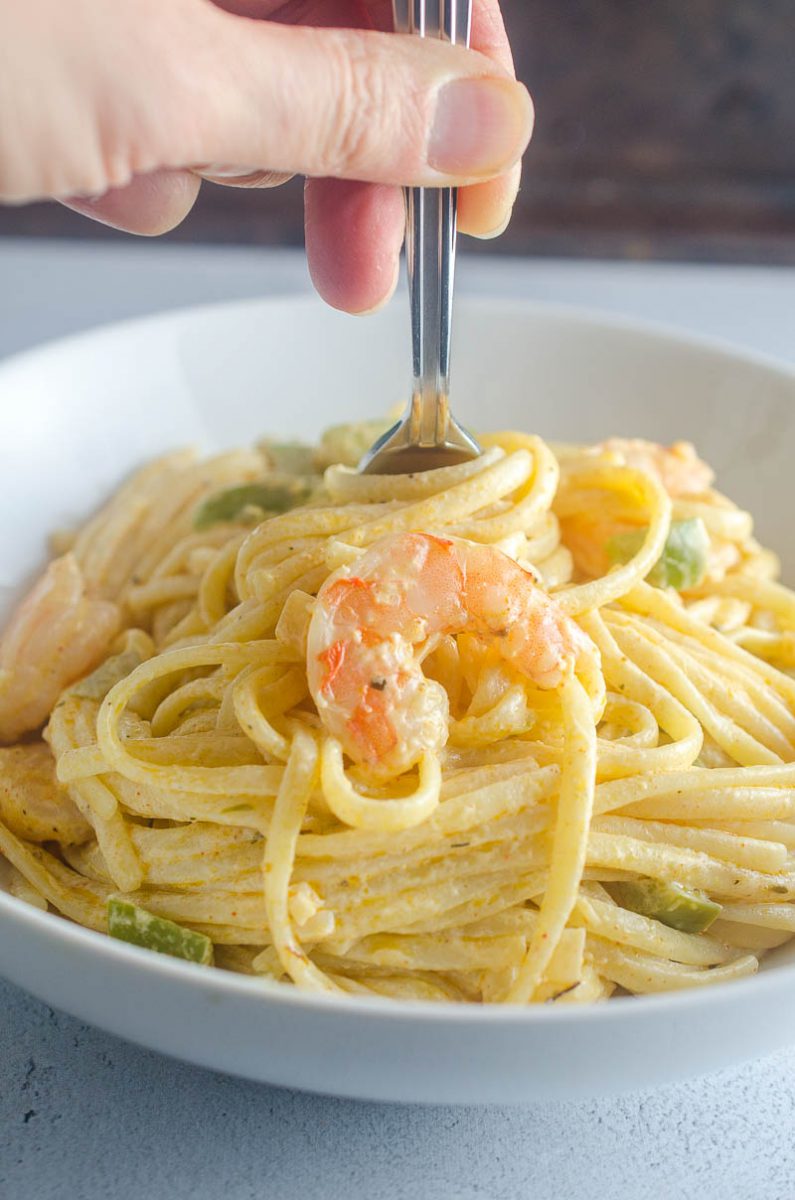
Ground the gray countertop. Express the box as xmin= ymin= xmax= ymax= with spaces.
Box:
xmin=2 ymin=238 xmax=795 ymax=1200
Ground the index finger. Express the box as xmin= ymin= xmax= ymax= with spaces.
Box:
xmin=459 ymin=0 xmax=526 ymax=238
xmin=471 ymin=0 xmax=515 ymax=72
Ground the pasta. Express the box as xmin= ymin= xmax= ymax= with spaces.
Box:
xmin=1 ymin=423 xmax=794 ymax=1005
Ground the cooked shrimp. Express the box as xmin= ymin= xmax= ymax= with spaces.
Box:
xmin=0 ymin=743 xmax=91 ymax=844
xmin=0 ymin=554 xmax=120 ymax=743
xmin=307 ymin=532 xmax=590 ymax=775
xmin=589 ymin=438 xmax=714 ymax=498
xmin=560 ymin=438 xmax=715 ymax=578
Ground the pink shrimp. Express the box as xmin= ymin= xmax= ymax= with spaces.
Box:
xmin=561 ymin=438 xmax=715 ymax=578
xmin=591 ymin=439 xmax=714 ymax=498
xmin=0 ymin=742 xmax=91 ymax=844
xmin=0 ymin=554 xmax=120 ymax=743
xmin=307 ymin=532 xmax=589 ymax=775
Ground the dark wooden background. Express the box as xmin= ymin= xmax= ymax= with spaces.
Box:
xmin=2 ymin=0 xmax=794 ymax=262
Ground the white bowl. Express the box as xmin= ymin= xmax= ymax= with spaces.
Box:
xmin=1 ymin=296 xmax=794 ymax=1104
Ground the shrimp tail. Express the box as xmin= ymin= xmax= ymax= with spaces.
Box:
xmin=0 ymin=554 xmax=120 ymax=743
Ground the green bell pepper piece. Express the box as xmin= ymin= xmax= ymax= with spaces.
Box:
xmin=107 ymin=897 xmax=214 ymax=964
xmin=608 ymin=517 xmax=709 ymax=590
xmin=194 ymin=480 xmax=312 ymax=530
xmin=610 ymin=878 xmax=722 ymax=934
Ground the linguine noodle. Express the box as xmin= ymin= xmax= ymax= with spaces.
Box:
xmin=2 ymin=425 xmax=795 ymax=1005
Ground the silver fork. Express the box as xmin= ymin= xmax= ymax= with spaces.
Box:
xmin=359 ymin=0 xmax=481 ymax=475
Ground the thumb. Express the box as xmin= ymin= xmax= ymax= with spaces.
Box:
xmin=165 ymin=12 xmax=533 ymax=187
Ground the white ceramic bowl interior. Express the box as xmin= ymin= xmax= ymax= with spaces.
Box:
xmin=0 ymin=296 xmax=794 ymax=1103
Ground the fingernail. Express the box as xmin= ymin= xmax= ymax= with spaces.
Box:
xmin=428 ymin=78 xmax=533 ymax=177
xmin=352 ymin=256 xmax=401 ymax=317
xmin=196 ymin=162 xmax=260 ymax=178
xmin=60 ymin=195 xmax=126 ymax=232
xmin=470 ymin=212 xmax=512 ymax=241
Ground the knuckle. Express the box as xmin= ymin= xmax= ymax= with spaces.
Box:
xmin=198 ymin=168 xmax=294 ymax=190
xmin=322 ymin=36 xmax=391 ymax=175
xmin=0 ymin=118 xmax=109 ymax=203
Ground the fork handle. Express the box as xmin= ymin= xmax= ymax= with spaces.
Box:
xmin=405 ymin=187 xmax=455 ymax=443
xmin=394 ymin=0 xmax=473 ymax=445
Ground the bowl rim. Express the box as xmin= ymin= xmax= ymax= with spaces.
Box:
xmin=1 ymin=292 xmax=795 ymax=1027
xmin=0 ymin=290 xmax=793 ymax=386
xmin=2 ymin=883 xmax=793 ymax=1026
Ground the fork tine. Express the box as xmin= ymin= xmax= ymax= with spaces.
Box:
xmin=395 ymin=0 xmax=470 ymax=43
xmin=412 ymin=0 xmax=426 ymax=36
xmin=391 ymin=0 xmax=410 ymax=34
xmin=447 ymin=0 xmax=473 ymax=45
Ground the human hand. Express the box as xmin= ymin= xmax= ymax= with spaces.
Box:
xmin=0 ymin=0 xmax=532 ymax=313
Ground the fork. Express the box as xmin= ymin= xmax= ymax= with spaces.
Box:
xmin=359 ymin=0 xmax=481 ymax=475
